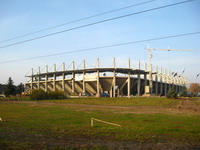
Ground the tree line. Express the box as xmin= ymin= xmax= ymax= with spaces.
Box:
xmin=0 ymin=77 xmax=24 ymax=97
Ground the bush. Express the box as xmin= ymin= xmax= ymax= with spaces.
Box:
xmin=167 ymin=88 xmax=177 ymax=99
xmin=48 ymin=91 xmax=66 ymax=99
xmin=30 ymin=89 xmax=47 ymax=100
xmin=179 ymin=90 xmax=189 ymax=97
xmin=30 ymin=89 xmax=66 ymax=100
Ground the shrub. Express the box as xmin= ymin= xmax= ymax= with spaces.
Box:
xmin=179 ymin=90 xmax=189 ymax=97
xmin=48 ymin=91 xmax=66 ymax=99
xmin=30 ymin=89 xmax=47 ymax=100
xmin=167 ymin=88 xmax=177 ymax=99
xmin=30 ymin=90 xmax=66 ymax=100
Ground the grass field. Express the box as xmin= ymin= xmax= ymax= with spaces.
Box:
xmin=44 ymin=97 xmax=179 ymax=107
xmin=0 ymin=97 xmax=200 ymax=149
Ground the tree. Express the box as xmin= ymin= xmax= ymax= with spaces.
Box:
xmin=188 ymin=83 xmax=200 ymax=96
xmin=16 ymin=83 xmax=24 ymax=96
xmin=179 ymin=86 xmax=189 ymax=97
xmin=0 ymin=84 xmax=6 ymax=94
xmin=4 ymin=77 xmax=16 ymax=97
xmin=167 ymin=88 xmax=177 ymax=99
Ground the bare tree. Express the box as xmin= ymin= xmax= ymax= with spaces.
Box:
xmin=188 ymin=83 xmax=200 ymax=96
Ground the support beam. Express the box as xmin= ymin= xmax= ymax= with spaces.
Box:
xmin=127 ymin=59 xmax=131 ymax=98
xmin=144 ymin=62 xmax=148 ymax=95
xmin=62 ymin=63 xmax=65 ymax=92
xmin=53 ymin=64 xmax=56 ymax=91
xmin=113 ymin=58 xmax=116 ymax=97
xmin=31 ymin=68 xmax=33 ymax=90
xmin=96 ymin=58 xmax=100 ymax=96
xmin=38 ymin=67 xmax=40 ymax=89
xmin=72 ymin=61 xmax=75 ymax=94
xmin=168 ymin=70 xmax=171 ymax=89
xmin=160 ymin=67 xmax=163 ymax=96
xmin=45 ymin=65 xmax=48 ymax=92
xmin=155 ymin=66 xmax=158 ymax=95
xmin=137 ymin=61 xmax=141 ymax=96
xmin=164 ymin=69 xmax=167 ymax=96
xmin=82 ymin=60 xmax=86 ymax=94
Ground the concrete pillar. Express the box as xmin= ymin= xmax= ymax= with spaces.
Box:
xmin=137 ymin=61 xmax=141 ymax=96
xmin=83 ymin=60 xmax=86 ymax=94
xmin=178 ymin=78 xmax=181 ymax=93
xmin=168 ymin=70 xmax=171 ymax=89
xmin=31 ymin=68 xmax=33 ymax=90
xmin=127 ymin=59 xmax=131 ymax=98
xmin=149 ymin=64 xmax=153 ymax=94
xmin=96 ymin=58 xmax=100 ymax=96
xmin=110 ymin=87 xmax=113 ymax=97
xmin=62 ymin=63 xmax=65 ymax=92
xmin=45 ymin=65 xmax=48 ymax=92
xmin=155 ymin=66 xmax=158 ymax=95
xmin=174 ymin=77 xmax=177 ymax=93
xmin=160 ymin=67 xmax=163 ymax=96
xmin=137 ymin=74 xmax=141 ymax=96
xmin=144 ymin=74 xmax=147 ymax=95
xmin=72 ymin=61 xmax=75 ymax=94
xmin=53 ymin=64 xmax=56 ymax=91
xmin=38 ymin=67 xmax=40 ymax=89
xmin=113 ymin=58 xmax=116 ymax=97
xmin=144 ymin=62 xmax=147 ymax=88
xmin=164 ymin=69 xmax=167 ymax=96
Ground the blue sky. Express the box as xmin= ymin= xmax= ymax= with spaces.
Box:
xmin=0 ymin=0 xmax=200 ymax=85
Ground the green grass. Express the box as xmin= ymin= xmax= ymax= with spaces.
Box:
xmin=44 ymin=97 xmax=180 ymax=107
xmin=0 ymin=100 xmax=200 ymax=149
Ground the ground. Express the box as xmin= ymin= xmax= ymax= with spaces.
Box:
xmin=0 ymin=97 xmax=200 ymax=150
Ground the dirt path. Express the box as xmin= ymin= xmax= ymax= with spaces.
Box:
xmin=8 ymin=100 xmax=200 ymax=115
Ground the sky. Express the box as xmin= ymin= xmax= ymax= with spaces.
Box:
xmin=0 ymin=0 xmax=200 ymax=85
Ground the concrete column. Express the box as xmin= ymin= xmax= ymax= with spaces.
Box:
xmin=164 ymin=69 xmax=167 ymax=96
xmin=168 ymin=70 xmax=171 ymax=89
xmin=160 ymin=67 xmax=163 ymax=96
xmin=110 ymin=87 xmax=113 ymax=97
xmin=127 ymin=59 xmax=131 ymax=98
xmin=62 ymin=63 xmax=65 ymax=92
xmin=155 ymin=66 xmax=158 ymax=95
xmin=149 ymin=64 xmax=153 ymax=94
xmin=82 ymin=60 xmax=86 ymax=94
xmin=137 ymin=61 xmax=141 ymax=96
xmin=38 ymin=67 xmax=40 ymax=89
xmin=113 ymin=58 xmax=116 ymax=97
xmin=178 ymin=78 xmax=181 ymax=93
xmin=144 ymin=74 xmax=147 ymax=95
xmin=31 ymin=68 xmax=33 ymax=90
xmin=144 ymin=62 xmax=149 ymax=95
xmin=53 ymin=64 xmax=56 ymax=91
xmin=144 ymin=62 xmax=147 ymax=89
xmin=72 ymin=61 xmax=75 ymax=94
xmin=45 ymin=65 xmax=48 ymax=92
xmin=174 ymin=77 xmax=177 ymax=93
xmin=96 ymin=58 xmax=100 ymax=96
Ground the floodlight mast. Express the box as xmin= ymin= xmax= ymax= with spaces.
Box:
xmin=147 ymin=45 xmax=192 ymax=95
